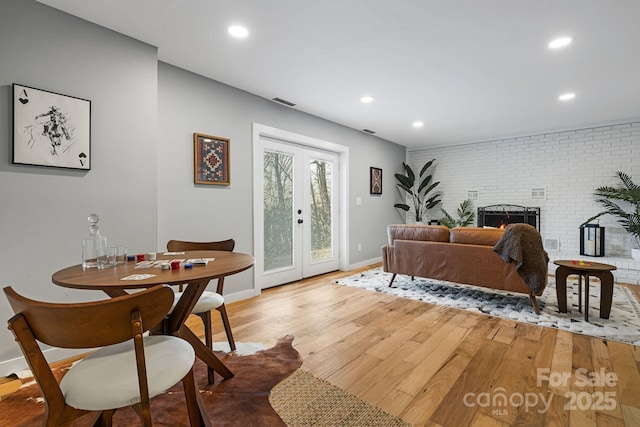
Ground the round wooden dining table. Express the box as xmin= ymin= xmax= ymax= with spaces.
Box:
xmin=52 ymin=250 xmax=254 ymax=383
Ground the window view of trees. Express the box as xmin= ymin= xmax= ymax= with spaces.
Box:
xmin=263 ymin=151 xmax=293 ymax=271
xmin=263 ymin=153 xmax=333 ymax=271
xmin=310 ymin=160 xmax=333 ymax=262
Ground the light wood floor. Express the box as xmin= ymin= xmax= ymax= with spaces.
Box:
xmin=197 ymin=264 xmax=640 ymax=427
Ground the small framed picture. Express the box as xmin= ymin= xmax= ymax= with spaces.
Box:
xmin=194 ymin=133 xmax=230 ymax=185
xmin=370 ymin=167 xmax=382 ymax=194
xmin=13 ymin=84 xmax=91 ymax=170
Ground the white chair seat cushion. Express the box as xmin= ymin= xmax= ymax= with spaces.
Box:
xmin=172 ymin=290 xmax=224 ymax=314
xmin=60 ymin=335 xmax=194 ymax=411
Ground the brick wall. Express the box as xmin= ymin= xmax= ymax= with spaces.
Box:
xmin=408 ymin=121 xmax=640 ymax=284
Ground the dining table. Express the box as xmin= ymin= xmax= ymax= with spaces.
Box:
xmin=52 ymin=250 xmax=254 ymax=383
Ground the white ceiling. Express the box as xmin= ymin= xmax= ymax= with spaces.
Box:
xmin=36 ymin=0 xmax=640 ymax=149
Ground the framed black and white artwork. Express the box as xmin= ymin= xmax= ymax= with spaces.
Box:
xmin=13 ymin=84 xmax=91 ymax=170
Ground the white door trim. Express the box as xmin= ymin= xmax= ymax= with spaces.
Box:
xmin=252 ymin=123 xmax=349 ymax=295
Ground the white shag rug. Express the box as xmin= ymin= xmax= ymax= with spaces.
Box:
xmin=335 ymin=267 xmax=640 ymax=345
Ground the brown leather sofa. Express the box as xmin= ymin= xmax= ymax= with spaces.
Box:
xmin=381 ymin=224 xmax=548 ymax=314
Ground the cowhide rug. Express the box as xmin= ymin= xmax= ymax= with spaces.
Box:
xmin=0 ymin=336 xmax=302 ymax=426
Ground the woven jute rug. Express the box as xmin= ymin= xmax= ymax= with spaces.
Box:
xmin=270 ymin=369 xmax=411 ymax=427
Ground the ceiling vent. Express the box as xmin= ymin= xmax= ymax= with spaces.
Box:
xmin=272 ymin=97 xmax=296 ymax=107
xmin=362 ymin=129 xmax=376 ymax=134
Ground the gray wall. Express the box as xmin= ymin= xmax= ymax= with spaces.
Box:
xmin=157 ymin=63 xmax=407 ymax=295
xmin=0 ymin=0 xmax=159 ymax=373
xmin=0 ymin=0 xmax=406 ymax=375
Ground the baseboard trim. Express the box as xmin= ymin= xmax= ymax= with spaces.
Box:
xmin=0 ymin=348 xmax=85 ymax=378
xmin=223 ymin=288 xmax=258 ymax=304
xmin=347 ymin=256 xmax=382 ymax=270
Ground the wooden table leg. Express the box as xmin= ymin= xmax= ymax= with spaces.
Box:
xmin=162 ymin=279 xmax=234 ymax=383
xmin=179 ymin=324 xmax=234 ymax=382
xmin=596 ymin=271 xmax=615 ymax=319
xmin=584 ymin=274 xmax=590 ymax=322
xmin=578 ymin=274 xmax=583 ymax=314
xmin=555 ymin=266 xmax=570 ymax=313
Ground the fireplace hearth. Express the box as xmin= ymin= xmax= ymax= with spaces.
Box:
xmin=477 ymin=205 xmax=540 ymax=230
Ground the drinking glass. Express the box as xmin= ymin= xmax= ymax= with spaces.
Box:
xmin=112 ymin=245 xmax=127 ymax=265
xmin=98 ymin=246 xmax=117 ymax=269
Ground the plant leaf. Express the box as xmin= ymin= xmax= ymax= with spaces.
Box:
xmin=417 ymin=175 xmax=432 ymax=193
xmin=394 ymin=174 xmax=413 ymax=189
xmin=396 ymin=183 xmax=414 ymax=195
xmin=402 ymin=162 xmax=415 ymax=183
xmin=419 ymin=159 xmax=435 ymax=177
xmin=421 ymin=181 xmax=440 ymax=195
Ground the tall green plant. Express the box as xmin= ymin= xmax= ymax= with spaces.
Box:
xmin=583 ymin=171 xmax=640 ymax=248
xmin=440 ymin=199 xmax=475 ymax=229
xmin=394 ymin=159 xmax=441 ymax=222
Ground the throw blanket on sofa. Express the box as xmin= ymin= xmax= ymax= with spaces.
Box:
xmin=493 ymin=223 xmax=549 ymax=294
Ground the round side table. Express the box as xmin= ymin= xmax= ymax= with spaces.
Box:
xmin=553 ymin=260 xmax=617 ymax=322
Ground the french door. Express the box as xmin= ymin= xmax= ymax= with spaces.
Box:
xmin=258 ymin=138 xmax=339 ymax=289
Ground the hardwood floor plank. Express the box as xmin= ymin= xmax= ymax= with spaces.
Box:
xmin=477 ymin=334 xmax=538 ymax=425
xmin=430 ymin=338 xmax=509 ymax=426
xmin=608 ymin=341 xmax=640 ymax=407
xmin=620 ymin=404 xmax=640 ymax=426
xmin=376 ymin=389 xmax=416 ymax=419
xmin=397 ymin=324 xmax=471 ymax=396
xmin=365 ymin=327 xmax=420 ymax=360
xmin=176 ymin=266 xmax=640 ymax=427
xmin=399 ymin=352 xmax=472 ymax=426
xmin=550 ymin=332 xmax=574 ymax=396
xmin=470 ymin=411 xmax=511 ymax=427
xmin=589 ymin=338 xmax=624 ymax=421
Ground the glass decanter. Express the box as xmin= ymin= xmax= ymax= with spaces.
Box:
xmin=82 ymin=213 xmax=107 ymax=269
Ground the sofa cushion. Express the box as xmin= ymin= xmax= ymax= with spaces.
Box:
xmin=449 ymin=227 xmax=504 ymax=246
xmin=387 ymin=224 xmax=450 ymax=246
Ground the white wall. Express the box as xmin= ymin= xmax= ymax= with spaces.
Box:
xmin=0 ymin=0 xmax=406 ymax=375
xmin=409 ymin=121 xmax=640 ymax=283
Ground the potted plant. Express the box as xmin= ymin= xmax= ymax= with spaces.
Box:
xmin=394 ymin=159 xmax=441 ymax=223
xmin=583 ymin=171 xmax=640 ymax=260
xmin=440 ymin=199 xmax=475 ymax=229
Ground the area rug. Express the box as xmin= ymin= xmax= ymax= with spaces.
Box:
xmin=335 ymin=267 xmax=640 ymax=345
xmin=0 ymin=336 xmax=302 ymax=427
xmin=270 ymin=369 xmax=411 ymax=427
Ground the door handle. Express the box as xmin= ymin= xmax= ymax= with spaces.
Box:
xmin=298 ymin=219 xmax=303 ymax=224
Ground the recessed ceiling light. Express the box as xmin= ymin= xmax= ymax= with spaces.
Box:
xmin=558 ymin=92 xmax=576 ymax=101
xmin=360 ymin=96 xmax=374 ymax=103
xmin=228 ymin=25 xmax=249 ymax=38
xmin=412 ymin=121 xmax=424 ymax=128
xmin=548 ymin=36 xmax=574 ymax=49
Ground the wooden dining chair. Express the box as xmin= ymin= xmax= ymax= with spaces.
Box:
xmin=4 ymin=285 xmax=210 ymax=427
xmin=167 ymin=239 xmax=236 ymax=365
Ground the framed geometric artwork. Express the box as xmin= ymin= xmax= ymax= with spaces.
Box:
xmin=12 ymin=83 xmax=91 ymax=170
xmin=194 ymin=133 xmax=230 ymax=185
xmin=370 ymin=167 xmax=382 ymax=194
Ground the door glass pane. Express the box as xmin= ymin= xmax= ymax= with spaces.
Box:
xmin=309 ymin=159 xmax=333 ymax=262
xmin=263 ymin=151 xmax=294 ymax=272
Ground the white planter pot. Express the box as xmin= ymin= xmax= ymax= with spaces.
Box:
xmin=632 ymin=248 xmax=640 ymax=261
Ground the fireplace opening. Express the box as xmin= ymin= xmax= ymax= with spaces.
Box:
xmin=477 ymin=205 xmax=540 ymax=231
